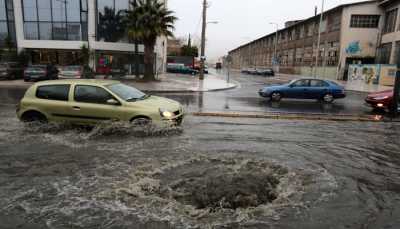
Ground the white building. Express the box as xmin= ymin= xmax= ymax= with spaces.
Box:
xmin=0 ymin=0 xmax=168 ymax=75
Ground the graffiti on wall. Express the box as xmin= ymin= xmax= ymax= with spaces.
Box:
xmin=348 ymin=64 xmax=379 ymax=85
xmin=346 ymin=41 xmax=362 ymax=55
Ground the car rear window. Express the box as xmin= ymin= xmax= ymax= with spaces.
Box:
xmin=36 ymin=85 xmax=70 ymax=101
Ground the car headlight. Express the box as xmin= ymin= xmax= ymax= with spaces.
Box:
xmin=159 ymin=108 xmax=173 ymax=118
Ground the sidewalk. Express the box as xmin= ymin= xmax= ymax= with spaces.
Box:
xmin=0 ymin=73 xmax=238 ymax=93
xmin=120 ymin=73 xmax=237 ymax=92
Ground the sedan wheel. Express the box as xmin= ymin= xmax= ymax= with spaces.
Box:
xmin=323 ymin=94 xmax=334 ymax=103
xmin=131 ymin=117 xmax=152 ymax=126
xmin=271 ymin=92 xmax=282 ymax=102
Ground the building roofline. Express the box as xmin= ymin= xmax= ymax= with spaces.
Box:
xmin=228 ymin=0 xmax=378 ymax=54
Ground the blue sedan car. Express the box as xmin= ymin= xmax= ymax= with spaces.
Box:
xmin=259 ymin=79 xmax=346 ymax=103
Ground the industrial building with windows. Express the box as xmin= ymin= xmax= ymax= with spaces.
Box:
xmin=0 ymin=0 xmax=167 ymax=74
xmin=228 ymin=0 xmax=400 ymax=81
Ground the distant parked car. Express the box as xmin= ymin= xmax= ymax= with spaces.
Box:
xmin=365 ymin=90 xmax=394 ymax=111
xmin=241 ymin=68 xmax=250 ymax=74
xmin=193 ymin=65 xmax=209 ymax=74
xmin=0 ymin=62 xmax=24 ymax=80
xmin=58 ymin=65 xmax=83 ymax=79
xmin=24 ymin=65 xmax=59 ymax=82
xmin=167 ymin=64 xmax=198 ymax=75
xmin=247 ymin=68 xmax=258 ymax=75
xmin=256 ymin=68 xmax=275 ymax=76
xmin=259 ymin=79 xmax=346 ymax=103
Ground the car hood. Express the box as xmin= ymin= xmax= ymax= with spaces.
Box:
xmin=367 ymin=90 xmax=393 ymax=98
xmin=126 ymin=95 xmax=181 ymax=112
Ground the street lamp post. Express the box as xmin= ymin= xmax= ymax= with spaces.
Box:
xmin=270 ymin=22 xmax=279 ymax=73
xmin=199 ymin=20 xmax=218 ymax=80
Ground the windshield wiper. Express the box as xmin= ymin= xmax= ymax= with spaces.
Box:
xmin=126 ymin=97 xmax=139 ymax=102
xmin=140 ymin=94 xmax=151 ymax=100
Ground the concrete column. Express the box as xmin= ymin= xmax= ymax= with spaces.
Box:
xmin=13 ymin=0 xmax=25 ymax=53
xmin=88 ymin=0 xmax=97 ymax=69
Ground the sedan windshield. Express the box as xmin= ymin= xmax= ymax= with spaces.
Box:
xmin=62 ymin=66 xmax=81 ymax=71
xmin=106 ymin=83 xmax=147 ymax=101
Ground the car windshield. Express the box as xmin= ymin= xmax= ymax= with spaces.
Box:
xmin=62 ymin=66 xmax=81 ymax=71
xmin=106 ymin=83 xmax=147 ymax=101
xmin=27 ymin=66 xmax=45 ymax=71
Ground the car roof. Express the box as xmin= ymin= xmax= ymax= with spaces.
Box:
xmin=34 ymin=79 xmax=120 ymax=87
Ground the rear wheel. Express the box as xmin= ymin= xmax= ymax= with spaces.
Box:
xmin=21 ymin=111 xmax=47 ymax=123
xmin=322 ymin=94 xmax=334 ymax=103
xmin=270 ymin=92 xmax=282 ymax=102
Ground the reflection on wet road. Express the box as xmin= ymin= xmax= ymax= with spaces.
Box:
xmin=0 ymin=102 xmax=400 ymax=228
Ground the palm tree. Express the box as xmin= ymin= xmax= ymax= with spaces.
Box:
xmin=125 ymin=0 xmax=177 ymax=81
xmin=98 ymin=7 xmax=126 ymax=42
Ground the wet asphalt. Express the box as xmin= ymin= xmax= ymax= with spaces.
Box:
xmin=0 ymin=73 xmax=399 ymax=229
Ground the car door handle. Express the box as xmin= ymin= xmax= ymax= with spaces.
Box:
xmin=72 ymin=106 xmax=81 ymax=111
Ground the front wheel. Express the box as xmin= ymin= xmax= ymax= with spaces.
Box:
xmin=322 ymin=94 xmax=334 ymax=103
xmin=270 ymin=92 xmax=282 ymax=102
xmin=131 ymin=117 xmax=152 ymax=126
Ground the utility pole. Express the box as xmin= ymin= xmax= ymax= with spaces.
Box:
xmin=199 ymin=0 xmax=207 ymax=80
xmin=270 ymin=22 xmax=279 ymax=73
xmin=315 ymin=0 xmax=325 ymax=78
xmin=392 ymin=48 xmax=400 ymax=117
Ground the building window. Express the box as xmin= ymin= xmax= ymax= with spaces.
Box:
xmin=383 ymin=9 xmax=398 ymax=34
xmin=350 ymin=15 xmax=380 ymax=28
xmin=0 ymin=0 xmax=15 ymax=45
xmin=377 ymin=43 xmax=392 ymax=64
xmin=393 ymin=41 xmax=400 ymax=65
xmin=22 ymin=0 xmax=88 ymax=41
xmin=96 ymin=0 xmax=131 ymax=43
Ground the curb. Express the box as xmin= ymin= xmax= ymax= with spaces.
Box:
xmin=191 ymin=111 xmax=384 ymax=122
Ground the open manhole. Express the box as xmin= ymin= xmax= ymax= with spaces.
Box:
xmin=157 ymin=158 xmax=289 ymax=211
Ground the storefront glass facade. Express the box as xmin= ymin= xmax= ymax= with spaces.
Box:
xmin=22 ymin=0 xmax=88 ymax=41
xmin=0 ymin=0 xmax=16 ymax=46
xmin=96 ymin=51 xmax=144 ymax=75
xmin=28 ymin=49 xmax=81 ymax=65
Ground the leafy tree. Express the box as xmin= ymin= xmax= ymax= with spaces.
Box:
xmin=181 ymin=45 xmax=198 ymax=57
xmin=98 ymin=7 xmax=126 ymax=42
xmin=79 ymin=44 xmax=90 ymax=66
xmin=125 ymin=0 xmax=177 ymax=81
xmin=4 ymin=36 xmax=14 ymax=52
xmin=15 ymin=50 xmax=29 ymax=67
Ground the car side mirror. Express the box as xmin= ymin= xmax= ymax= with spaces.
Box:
xmin=107 ymin=99 xmax=120 ymax=106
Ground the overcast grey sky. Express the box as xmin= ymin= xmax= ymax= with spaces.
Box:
xmin=168 ymin=0 xmax=365 ymax=61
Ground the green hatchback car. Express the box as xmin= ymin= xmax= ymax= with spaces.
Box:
xmin=17 ymin=80 xmax=184 ymax=126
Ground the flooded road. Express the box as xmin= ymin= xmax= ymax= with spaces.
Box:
xmin=1 ymin=102 xmax=400 ymax=228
